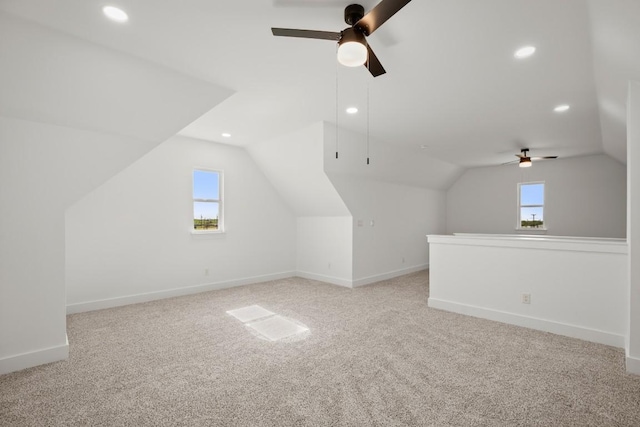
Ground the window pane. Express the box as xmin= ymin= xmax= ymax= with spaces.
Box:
xmin=193 ymin=170 xmax=219 ymax=200
xmin=521 ymin=183 xmax=544 ymax=205
xmin=194 ymin=202 xmax=219 ymax=230
xmin=520 ymin=206 xmax=544 ymax=228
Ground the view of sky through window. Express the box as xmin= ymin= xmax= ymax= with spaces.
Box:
xmin=193 ymin=170 xmax=220 ymax=230
xmin=193 ymin=170 xmax=219 ymax=200
xmin=519 ymin=183 xmax=544 ymax=228
xmin=521 ymin=206 xmax=543 ymax=221
xmin=520 ymin=183 xmax=544 ymax=221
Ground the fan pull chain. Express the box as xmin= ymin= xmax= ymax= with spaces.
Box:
xmin=335 ymin=48 xmax=339 ymax=159
xmin=366 ymin=77 xmax=370 ymax=165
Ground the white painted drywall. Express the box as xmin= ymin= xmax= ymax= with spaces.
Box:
xmin=247 ymin=123 xmax=354 ymax=288
xmin=0 ymin=14 xmax=232 ymax=374
xmin=428 ymin=235 xmax=628 ymax=347
xmin=322 ymin=123 xmax=449 ymax=285
xmin=66 ymin=136 xmax=297 ymax=309
xmin=0 ymin=116 xmax=157 ymax=374
xmin=0 ymin=12 xmax=232 ymax=142
xmin=587 ymin=0 xmax=640 ymax=164
xmin=329 ymin=175 xmax=446 ymax=285
xmin=296 ymin=217 xmax=353 ymax=287
xmin=323 ymin=123 xmax=463 ymax=191
xmin=628 ymin=80 xmax=640 ymax=374
xmin=446 ymin=154 xmax=626 ymax=238
xmin=247 ymin=122 xmax=349 ymax=217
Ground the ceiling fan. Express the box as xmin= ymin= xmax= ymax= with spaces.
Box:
xmin=504 ymin=148 xmax=558 ymax=168
xmin=271 ymin=0 xmax=412 ymax=77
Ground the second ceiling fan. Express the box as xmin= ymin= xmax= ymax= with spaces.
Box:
xmin=505 ymin=148 xmax=558 ymax=168
xmin=271 ymin=0 xmax=412 ymax=77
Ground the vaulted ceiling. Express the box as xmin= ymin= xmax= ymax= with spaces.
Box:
xmin=2 ymin=0 xmax=638 ymax=168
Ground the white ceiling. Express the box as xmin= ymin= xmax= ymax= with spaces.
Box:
xmin=1 ymin=0 xmax=638 ymax=168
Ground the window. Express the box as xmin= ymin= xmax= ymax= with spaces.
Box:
xmin=193 ymin=169 xmax=222 ymax=232
xmin=518 ymin=182 xmax=545 ymax=229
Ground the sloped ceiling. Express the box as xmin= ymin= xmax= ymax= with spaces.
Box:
xmin=0 ymin=11 xmax=233 ymax=144
xmin=1 ymin=0 xmax=639 ymax=183
xmin=587 ymin=0 xmax=640 ymax=164
xmin=323 ymin=123 xmax=463 ymax=190
xmin=248 ymin=122 xmax=350 ymax=216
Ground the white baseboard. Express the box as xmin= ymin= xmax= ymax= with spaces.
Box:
xmin=428 ymin=297 xmax=625 ymax=348
xmin=0 ymin=334 xmax=69 ymax=376
xmin=296 ymin=264 xmax=429 ymax=288
xmin=67 ymin=266 xmax=427 ymax=315
xmin=627 ymin=355 xmax=640 ymax=375
xmin=295 ymin=271 xmax=353 ymax=288
xmin=66 ymin=271 xmax=296 ymax=314
xmin=352 ymin=263 xmax=428 ymax=288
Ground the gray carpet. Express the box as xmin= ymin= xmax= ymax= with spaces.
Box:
xmin=2 ymin=271 xmax=640 ymax=426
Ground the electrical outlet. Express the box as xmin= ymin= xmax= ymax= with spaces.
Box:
xmin=402 ymin=257 xmax=405 ymax=263
xmin=522 ymin=293 xmax=531 ymax=304
xmin=357 ymin=219 xmax=363 ymax=227
xmin=328 ymin=262 xmax=331 ymax=269
xmin=204 ymin=268 xmax=209 ymax=276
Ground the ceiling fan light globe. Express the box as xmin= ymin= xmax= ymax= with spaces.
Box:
xmin=337 ymin=41 xmax=368 ymax=67
xmin=519 ymin=158 xmax=532 ymax=168
xmin=337 ymin=27 xmax=368 ymax=67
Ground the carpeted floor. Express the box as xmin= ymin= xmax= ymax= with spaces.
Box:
xmin=2 ymin=271 xmax=640 ymax=426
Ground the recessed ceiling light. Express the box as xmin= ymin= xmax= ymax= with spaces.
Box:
xmin=514 ymin=46 xmax=536 ymax=59
xmin=103 ymin=6 xmax=128 ymax=23
xmin=554 ymin=104 xmax=570 ymax=113
xmin=221 ymin=133 xmax=231 ymax=138
xmin=346 ymin=107 xmax=358 ymax=114
xmin=420 ymin=144 xmax=428 ymax=149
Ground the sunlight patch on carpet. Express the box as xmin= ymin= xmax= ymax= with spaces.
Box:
xmin=226 ymin=305 xmax=274 ymax=323
xmin=246 ymin=315 xmax=310 ymax=342
xmin=226 ymin=305 xmax=310 ymax=342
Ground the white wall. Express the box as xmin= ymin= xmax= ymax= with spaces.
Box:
xmin=0 ymin=13 xmax=233 ymax=374
xmin=247 ymin=123 xmax=349 ymax=217
xmin=587 ymin=0 xmax=640 ymax=164
xmin=247 ymin=123 xmax=357 ymax=286
xmin=66 ymin=136 xmax=296 ymax=311
xmin=322 ymin=123 xmax=448 ymax=285
xmin=329 ymin=175 xmax=446 ymax=285
xmin=446 ymin=154 xmax=627 ymax=238
xmin=296 ymin=217 xmax=353 ymax=287
xmin=628 ymin=80 xmax=640 ymax=374
xmin=428 ymin=235 xmax=628 ymax=347
xmin=0 ymin=116 xmax=156 ymax=374
xmin=323 ymin=123 xmax=463 ymax=191
xmin=247 ymin=121 xmax=453 ymax=287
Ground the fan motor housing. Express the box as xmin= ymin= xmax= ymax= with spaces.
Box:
xmin=345 ymin=4 xmax=365 ymax=25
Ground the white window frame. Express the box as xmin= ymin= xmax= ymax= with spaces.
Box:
xmin=517 ymin=181 xmax=546 ymax=231
xmin=192 ymin=168 xmax=224 ymax=234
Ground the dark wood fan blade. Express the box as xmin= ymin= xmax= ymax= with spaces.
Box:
xmin=531 ymin=156 xmax=558 ymax=160
xmin=502 ymin=160 xmax=519 ymax=165
xmin=365 ymin=45 xmax=386 ymax=77
xmin=271 ymin=28 xmax=341 ymax=41
xmin=355 ymin=0 xmax=412 ymax=36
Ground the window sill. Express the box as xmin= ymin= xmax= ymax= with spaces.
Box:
xmin=515 ymin=227 xmax=548 ymax=233
xmin=191 ymin=229 xmax=226 ymax=238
